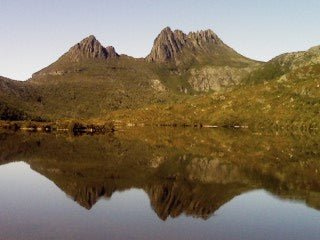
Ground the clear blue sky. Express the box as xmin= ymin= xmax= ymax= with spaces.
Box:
xmin=1 ymin=0 xmax=320 ymax=80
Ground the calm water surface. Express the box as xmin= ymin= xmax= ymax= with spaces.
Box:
xmin=0 ymin=129 xmax=319 ymax=240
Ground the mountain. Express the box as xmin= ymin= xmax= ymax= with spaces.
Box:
xmin=0 ymin=27 xmax=261 ymax=121
xmin=65 ymin=34 xmax=119 ymax=61
xmin=0 ymin=27 xmax=319 ymax=128
xmin=32 ymin=35 xmax=119 ymax=78
xmin=4 ymin=34 xmax=171 ymax=120
xmin=147 ymin=27 xmax=261 ymax=92
xmin=147 ymin=27 xmax=249 ymax=66
xmin=31 ymin=28 xmax=259 ymax=93
xmin=67 ymin=35 xmax=119 ymax=60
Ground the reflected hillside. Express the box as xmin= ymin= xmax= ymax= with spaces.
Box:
xmin=0 ymin=129 xmax=320 ymax=219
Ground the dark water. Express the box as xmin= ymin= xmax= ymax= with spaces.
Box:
xmin=0 ymin=128 xmax=320 ymax=240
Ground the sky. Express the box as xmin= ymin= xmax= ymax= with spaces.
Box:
xmin=1 ymin=0 xmax=320 ymax=80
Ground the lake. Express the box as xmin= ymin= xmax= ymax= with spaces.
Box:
xmin=0 ymin=128 xmax=319 ymax=240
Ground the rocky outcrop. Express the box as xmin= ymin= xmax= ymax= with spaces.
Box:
xmin=188 ymin=66 xmax=254 ymax=92
xmin=64 ymin=35 xmax=119 ymax=62
xmin=146 ymin=27 xmax=225 ymax=63
xmin=105 ymin=46 xmax=119 ymax=58
xmin=187 ymin=29 xmax=223 ymax=49
xmin=150 ymin=79 xmax=166 ymax=92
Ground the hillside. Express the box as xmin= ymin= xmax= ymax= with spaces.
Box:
xmin=0 ymin=76 xmax=39 ymax=120
xmin=246 ymin=45 xmax=320 ymax=84
xmin=109 ymin=46 xmax=320 ymax=129
xmin=28 ymin=57 xmax=171 ymax=119
xmin=0 ymin=27 xmax=259 ymax=121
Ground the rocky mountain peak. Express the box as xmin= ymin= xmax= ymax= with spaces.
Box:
xmin=146 ymin=27 xmax=188 ymax=63
xmin=146 ymin=27 xmax=225 ymax=63
xmin=64 ymin=35 xmax=118 ymax=62
xmin=31 ymin=35 xmax=120 ymax=78
xmin=161 ymin=26 xmax=173 ymax=33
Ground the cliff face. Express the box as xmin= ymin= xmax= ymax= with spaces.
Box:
xmin=146 ymin=27 xmax=188 ymax=63
xmin=188 ymin=66 xmax=254 ymax=92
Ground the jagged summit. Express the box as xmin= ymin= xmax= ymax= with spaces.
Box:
xmin=146 ymin=27 xmax=187 ymax=62
xmin=187 ymin=29 xmax=223 ymax=47
xmin=64 ymin=35 xmax=119 ymax=62
xmin=32 ymin=35 xmax=120 ymax=77
xmin=146 ymin=27 xmax=226 ymax=63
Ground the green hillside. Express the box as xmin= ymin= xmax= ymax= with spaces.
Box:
xmin=108 ymin=47 xmax=320 ymax=129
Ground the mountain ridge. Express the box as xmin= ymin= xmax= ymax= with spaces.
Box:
xmin=0 ymin=27 xmax=319 ymax=128
xmin=146 ymin=27 xmax=225 ymax=63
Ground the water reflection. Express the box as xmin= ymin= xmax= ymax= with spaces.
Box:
xmin=0 ymin=128 xmax=320 ymax=219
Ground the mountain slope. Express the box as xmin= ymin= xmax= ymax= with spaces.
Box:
xmin=19 ymin=35 xmax=172 ymax=120
xmin=0 ymin=76 xmax=39 ymax=120
xmin=246 ymin=45 xmax=320 ymax=84
xmin=32 ymin=35 xmax=119 ymax=78
xmin=108 ymin=45 xmax=320 ymax=129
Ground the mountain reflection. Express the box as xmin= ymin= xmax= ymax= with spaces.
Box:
xmin=0 ymin=128 xmax=320 ymax=220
